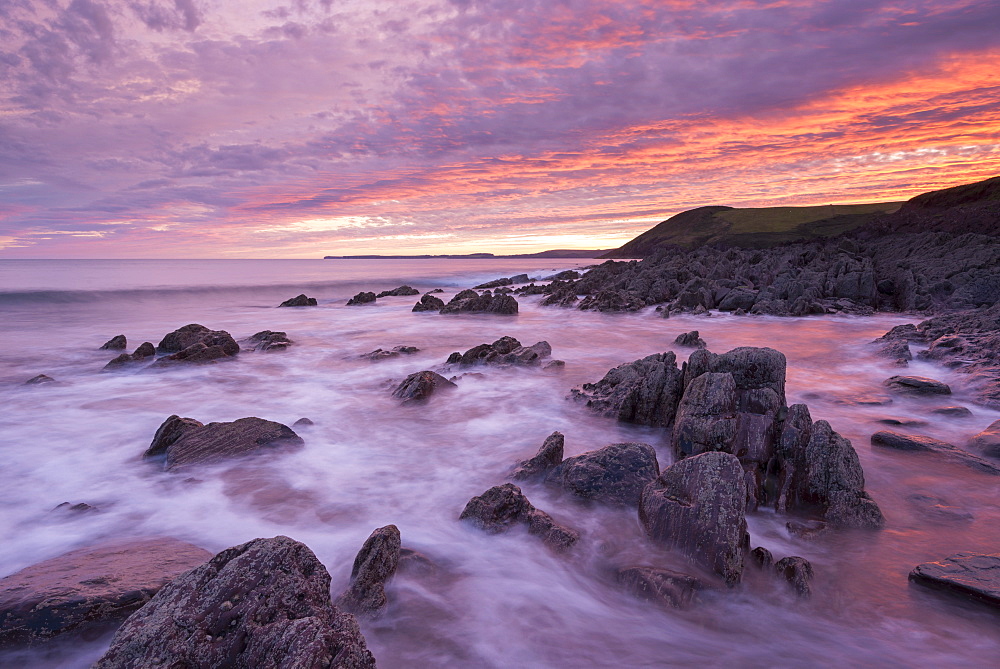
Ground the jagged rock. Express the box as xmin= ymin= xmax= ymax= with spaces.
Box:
xmin=718 ymin=288 xmax=757 ymax=312
xmin=336 ymin=525 xmax=400 ymax=617
xmin=884 ymin=375 xmax=952 ymax=395
xmin=24 ymin=374 xmax=55 ymax=385
xmin=750 ymin=547 xmax=774 ymax=568
xmin=578 ymin=289 xmax=646 ymax=312
xmin=674 ymin=331 xmax=706 ymax=348
xmin=570 ymin=352 xmax=684 ymax=428
xmin=544 ymin=270 xmax=580 ymax=281
xmin=0 ymin=538 xmax=212 ymax=647
xmin=453 ymin=336 xmax=551 ymax=367
xmin=144 ymin=416 xmax=303 ymax=471
xmin=969 ymin=419 xmax=1000 ymax=458
xmin=156 ymin=324 xmax=239 ymax=357
xmin=99 ymin=335 xmax=127 ymax=350
xmin=391 ymin=371 xmax=456 ymax=404
xmin=616 ymin=566 xmax=704 ymax=609
xmin=412 ymin=293 xmax=446 ymax=312
xmin=376 ymin=285 xmax=419 ymax=298
xmin=242 ymin=331 xmax=293 ymax=352
xmin=459 ymin=483 xmax=578 ymax=551
xmin=92 ymin=536 xmax=375 ymax=668
xmin=346 ymin=291 xmax=377 ymax=306
xmin=639 ymin=451 xmax=748 ymax=585
xmin=871 ymin=429 xmax=1000 ymax=474
xmin=361 ymin=345 xmax=419 ymax=361
xmin=440 ymin=291 xmax=519 ymax=315
xmin=544 ymin=442 xmax=659 ymax=507
xmin=278 ymin=294 xmax=317 ymax=307
xmin=671 ymin=372 xmax=738 ymax=458
xmin=510 ymin=432 xmax=564 ymax=481
xmin=775 ymin=556 xmax=814 ymax=597
xmin=103 ymin=342 xmax=156 ymax=370
xmin=909 ymin=552 xmax=1000 ymax=608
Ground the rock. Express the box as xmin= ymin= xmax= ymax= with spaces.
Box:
xmin=969 ymin=419 xmax=1000 ymax=458
xmin=376 ymin=285 xmax=419 ymax=298
xmin=873 ymin=416 xmax=927 ymax=427
xmin=412 ymin=293 xmax=446 ymax=312
xmin=346 ymin=291 xmax=377 ymax=306
xmin=570 ymin=352 xmax=684 ymax=428
xmin=544 ymin=442 xmax=659 ymax=507
xmin=0 ymin=538 xmax=212 ymax=647
xmin=670 ymin=372 xmax=738 ymax=458
xmin=102 ymin=342 xmax=156 ymax=370
xmin=24 ymin=374 xmax=55 ymax=385
xmin=145 ymin=417 xmax=303 ymax=471
xmin=150 ymin=341 xmax=233 ymax=367
xmin=293 ymin=417 xmax=314 ymax=428
xmin=871 ymin=429 xmax=1000 ymax=474
xmin=674 ymin=331 xmax=706 ymax=348
xmin=875 ymin=339 xmax=912 ymax=363
xmin=156 ymin=324 xmax=240 ymax=357
xmin=884 ymin=375 xmax=952 ymax=395
xmin=750 ymin=547 xmax=774 ymax=568
xmin=543 ymin=360 xmax=566 ymax=371
xmin=544 ymin=270 xmax=580 ymax=281
xmin=397 ymin=548 xmax=440 ymax=576
xmin=717 ymin=288 xmax=757 ymax=312
xmin=775 ymin=556 xmax=813 ymax=597
xmin=909 ymin=553 xmax=1000 ymax=608
xmin=931 ymin=406 xmax=972 ymax=417
xmin=51 ymin=502 xmax=98 ymax=515
xmin=474 ymin=274 xmax=530 ymax=289
xmin=92 ymin=536 xmax=375 ymax=668
xmin=242 ymin=331 xmax=293 ymax=352
xmin=99 ymin=335 xmax=127 ymax=350
xmin=785 ymin=520 xmax=827 ymax=539
xmin=278 ymin=294 xmax=317 ymax=307
xmin=510 ymin=432 xmax=564 ymax=481
xmin=453 ymin=337 xmax=552 ymax=367
xmin=639 ymin=451 xmax=748 ymax=585
xmin=459 ymin=483 xmax=578 ymax=551
xmin=440 ymin=291 xmax=519 ymax=315
xmin=391 ymin=371 xmax=457 ymax=404
xmin=336 ymin=525 xmax=401 ymax=617
xmin=907 ymin=494 xmax=974 ymax=523
xmin=616 ymin=566 xmax=704 ymax=609
xmin=361 ymin=345 xmax=419 ymax=361
xmin=427 ymin=288 xmax=444 ymax=293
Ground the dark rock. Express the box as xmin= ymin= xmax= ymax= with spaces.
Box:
xmin=440 ymin=291 xmax=519 ymax=315
xmin=909 ymin=552 xmax=1000 ymax=608
xmin=969 ymin=419 xmax=1000 ymax=458
xmin=346 ymin=291 xmax=377 ymax=306
xmin=544 ymin=442 xmax=659 ymax=507
xmin=570 ymin=352 xmax=684 ymax=428
xmin=510 ymin=431 xmax=564 ymax=481
xmin=616 ymin=566 xmax=704 ymax=609
xmin=103 ymin=342 xmax=157 ymax=370
xmin=0 ymin=538 xmax=212 ymax=647
xmin=51 ymin=502 xmax=98 ymax=515
xmin=397 ymin=548 xmax=440 ymax=576
xmin=391 ymin=371 xmax=457 ymax=404
xmin=639 ymin=451 xmax=748 ymax=585
xmin=544 ymin=270 xmax=580 ymax=281
xmin=907 ymin=494 xmax=974 ymax=523
xmin=426 ymin=288 xmax=444 ymax=293
xmin=278 ymin=294 xmax=317 ymax=307
xmin=92 ymin=536 xmax=375 ymax=668
xmin=24 ymin=374 xmax=55 ymax=385
xmin=293 ymin=417 xmax=314 ymax=428
xmin=873 ymin=417 xmax=928 ymax=427
xmin=884 ymin=375 xmax=952 ymax=395
xmin=543 ymin=360 xmax=566 ymax=371
xmin=376 ymin=285 xmax=419 ymax=298
xmin=453 ymin=336 xmax=551 ymax=367
xmin=460 ymin=483 xmax=578 ymax=551
xmin=871 ymin=429 xmax=1000 ymax=474
xmin=750 ymin=547 xmax=774 ymax=568
xmin=785 ymin=520 xmax=827 ymax=539
xmin=674 ymin=331 xmax=706 ymax=348
xmin=156 ymin=324 xmax=240 ymax=357
xmin=361 ymin=345 xmax=420 ymax=361
xmin=151 ymin=342 xmax=234 ymax=367
xmin=775 ymin=556 xmax=814 ymax=597
xmin=336 ymin=525 xmax=401 ymax=617
xmin=474 ymin=274 xmax=530 ymax=289
xmin=717 ymin=287 xmax=757 ymax=312
xmin=412 ymin=293 xmax=446 ymax=312
xmin=931 ymin=406 xmax=972 ymax=417
xmin=146 ymin=417 xmax=303 ymax=471
xmin=670 ymin=372 xmax=738 ymax=458
xmin=242 ymin=331 xmax=293 ymax=352
xmin=446 ymin=351 xmax=462 ymax=363
xmin=99 ymin=335 xmax=127 ymax=350
xmin=875 ymin=339 xmax=912 ymax=363
xmin=578 ymin=289 xmax=647 ymax=312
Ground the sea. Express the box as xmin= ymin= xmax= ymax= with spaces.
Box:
xmin=1 ymin=258 xmax=998 ymax=668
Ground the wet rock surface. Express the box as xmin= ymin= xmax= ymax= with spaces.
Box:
xmin=156 ymin=323 xmax=240 ymax=357
xmin=99 ymin=334 xmax=127 ymax=350
xmin=909 ymin=552 xmax=1000 ymax=608
xmin=474 ymin=274 xmax=530 ymax=289
xmin=871 ymin=430 xmax=1000 ymax=474
xmin=451 ymin=336 xmax=551 ymax=367
xmin=460 ymin=483 xmax=579 ymax=551
xmin=775 ymin=556 xmax=814 ymax=597
xmin=361 ymin=345 xmax=419 ymax=361
xmin=241 ymin=330 xmax=293 ymax=352
xmin=376 ymin=285 xmax=419 ymax=298
xmin=145 ymin=416 xmax=304 ymax=471
xmin=347 ymin=291 xmax=377 ymax=306
xmin=0 ymin=538 xmax=212 ymax=647
xmin=102 ymin=342 xmax=155 ymax=370
xmin=968 ymin=419 xmax=1000 ymax=458
xmin=24 ymin=374 xmax=55 ymax=385
xmin=93 ymin=536 xmax=375 ymax=668
xmin=412 ymin=293 xmax=446 ymax=312
xmin=570 ymin=352 xmax=684 ymax=428
xmin=278 ymin=294 xmax=317 ymax=307
xmin=674 ymin=330 xmax=706 ymax=348
xmin=544 ymin=442 xmax=659 ymax=507
xmin=440 ymin=290 xmax=519 ymax=315
xmin=392 ymin=370 xmax=457 ymax=404
xmin=336 ymin=525 xmax=401 ymax=617
xmin=884 ymin=375 xmax=952 ymax=396
xmin=510 ymin=431 xmax=564 ymax=481
xmin=615 ymin=566 xmax=704 ymax=609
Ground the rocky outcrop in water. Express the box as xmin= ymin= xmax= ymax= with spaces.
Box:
xmin=103 ymin=342 xmax=155 ymax=369
xmin=439 ymin=289 xmax=518 ymax=315
xmin=391 ymin=370 xmax=456 ymax=404
xmin=279 ymin=294 xmax=317 ymax=307
xmin=24 ymin=374 xmax=55 ymax=385
xmin=361 ymin=345 xmax=419 ymax=361
xmin=474 ymin=274 xmax=529 ymax=289
xmin=871 ymin=430 xmax=1000 ymax=474
xmin=615 ymin=566 xmax=704 ymax=609
xmin=460 ymin=483 xmax=579 ymax=551
xmin=152 ymin=324 xmax=240 ymax=366
xmin=674 ymin=331 xmax=706 ymax=348
xmin=884 ymin=375 xmax=952 ymax=396
xmin=775 ymin=556 xmax=814 ymax=597
xmin=241 ymin=330 xmax=293 ymax=352
xmin=347 ymin=291 xmax=377 ymax=306
xmin=412 ymin=293 xmax=446 ymax=312
xmin=969 ymin=419 xmax=1000 ymax=458
xmin=570 ymin=352 xmax=684 ymax=428
xmin=0 ymin=538 xmax=212 ymax=647
xmin=449 ymin=336 xmax=552 ymax=367
xmin=336 ymin=525 xmax=401 ymax=617
xmin=100 ymin=334 xmax=127 ymax=350
xmin=511 ymin=431 xmax=564 ymax=480
xmin=909 ymin=552 xmax=1000 ymax=608
xmin=376 ymin=285 xmax=419 ymax=298
xmin=544 ymin=442 xmax=659 ymax=507
xmin=144 ymin=415 xmax=303 ymax=471
xmin=93 ymin=536 xmax=376 ymax=668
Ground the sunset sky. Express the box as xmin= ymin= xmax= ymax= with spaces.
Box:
xmin=2 ymin=0 xmax=999 ymax=258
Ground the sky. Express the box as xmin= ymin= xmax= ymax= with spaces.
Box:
xmin=1 ymin=0 xmax=999 ymax=258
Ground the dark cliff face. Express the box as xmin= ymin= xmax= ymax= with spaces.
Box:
xmin=856 ymin=176 xmax=1000 ymax=238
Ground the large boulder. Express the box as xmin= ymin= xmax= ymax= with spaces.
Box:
xmin=544 ymin=442 xmax=659 ymax=507
xmin=460 ymin=484 xmax=578 ymax=551
xmin=346 ymin=291 xmax=377 ymax=306
xmin=570 ymin=352 xmax=684 ymax=428
xmin=909 ymin=552 xmax=1000 ymax=608
xmin=278 ymin=294 xmax=317 ymax=307
xmin=639 ymin=451 xmax=748 ymax=586
xmin=93 ymin=536 xmax=375 ymax=668
xmin=511 ymin=431 xmax=564 ymax=481
xmin=241 ymin=331 xmax=293 ymax=352
xmin=0 ymin=538 xmax=212 ymax=647
xmin=440 ymin=291 xmax=518 ymax=315
xmin=144 ymin=416 xmax=304 ymax=471
xmin=391 ymin=371 xmax=457 ymax=404
xmin=156 ymin=324 xmax=239 ymax=357
xmin=671 ymin=372 xmax=738 ymax=458
xmin=336 ymin=525 xmax=401 ymax=617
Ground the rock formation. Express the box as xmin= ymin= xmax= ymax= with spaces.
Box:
xmin=336 ymin=525 xmax=401 ymax=617
xmin=376 ymin=285 xmax=419 ymax=297
xmin=241 ymin=331 xmax=293 ymax=352
xmin=510 ymin=431 xmax=564 ymax=480
xmin=144 ymin=416 xmax=304 ymax=471
xmin=909 ymin=552 xmax=1000 ymax=608
xmin=448 ymin=336 xmax=552 ymax=367
xmin=99 ymin=334 xmax=127 ymax=350
xmin=460 ymin=483 xmax=578 ymax=551
xmin=279 ymin=294 xmax=317 ymax=307
xmin=570 ymin=352 xmax=684 ymax=428
xmin=347 ymin=291 xmax=377 ymax=306
xmin=543 ymin=442 xmax=659 ymax=507
xmin=412 ymin=293 xmax=446 ymax=312
xmin=391 ymin=371 xmax=457 ymax=404
xmin=615 ymin=566 xmax=704 ymax=609
xmin=103 ymin=342 xmax=155 ymax=369
xmin=440 ymin=290 xmax=518 ymax=315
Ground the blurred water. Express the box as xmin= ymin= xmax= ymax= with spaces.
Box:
xmin=1 ymin=260 xmax=998 ymax=668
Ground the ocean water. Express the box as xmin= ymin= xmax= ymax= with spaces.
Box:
xmin=1 ymin=259 xmax=998 ymax=668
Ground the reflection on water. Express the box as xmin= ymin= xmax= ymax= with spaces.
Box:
xmin=1 ymin=260 xmax=999 ymax=668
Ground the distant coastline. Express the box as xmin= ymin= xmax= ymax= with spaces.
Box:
xmin=323 ymin=249 xmax=608 ymax=260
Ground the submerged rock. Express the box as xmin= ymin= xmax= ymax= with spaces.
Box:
xmin=871 ymin=429 xmax=1000 ymax=474
xmin=278 ymin=294 xmax=317 ymax=307
xmin=376 ymin=285 xmax=419 ymax=298
xmin=412 ymin=293 xmax=446 ymax=312
xmin=616 ymin=566 xmax=704 ymax=609
xmin=99 ymin=334 xmax=127 ymax=350
xmin=460 ymin=483 xmax=578 ymax=551
xmin=24 ymin=374 xmax=55 ymax=385
xmin=969 ymin=419 xmax=1000 ymax=458
xmin=0 ymin=538 xmax=212 ymax=647
xmin=241 ymin=330 xmax=293 ymax=352
xmin=361 ymin=345 xmax=419 ymax=361
xmin=544 ymin=442 xmax=659 ymax=507
xmin=391 ymin=371 xmax=457 ymax=404
xmin=347 ymin=291 xmax=377 ymax=306
xmin=909 ymin=552 xmax=1000 ymax=608
xmin=144 ymin=416 xmax=303 ymax=471
xmin=336 ymin=525 xmax=401 ymax=617
xmin=884 ymin=375 xmax=952 ymax=395
xmin=510 ymin=431 xmax=565 ymax=481
xmin=92 ymin=536 xmax=375 ymax=668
